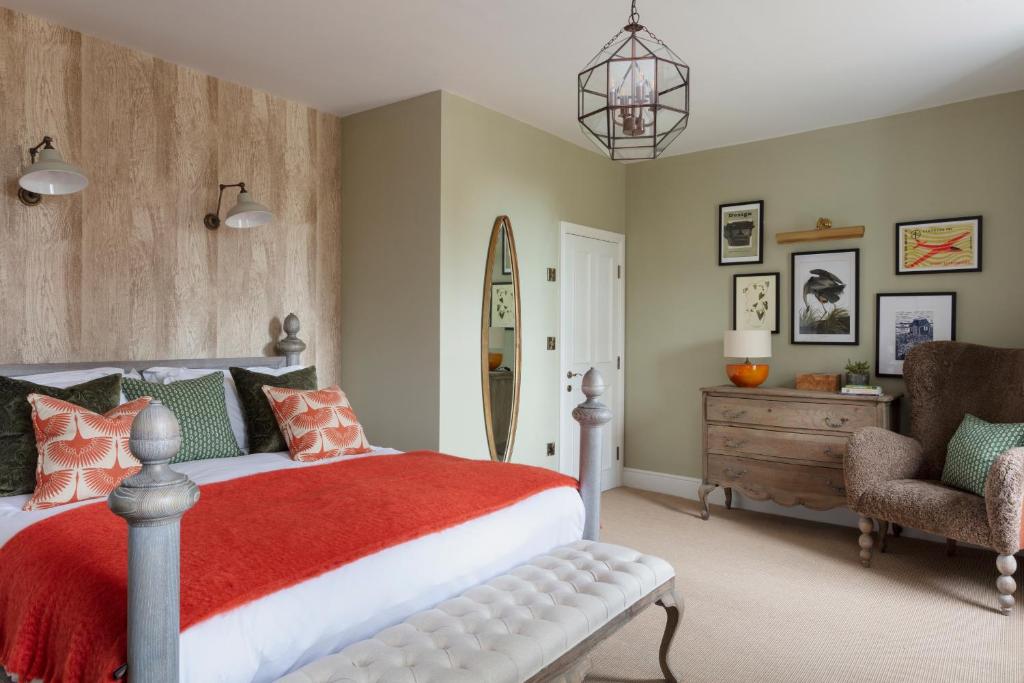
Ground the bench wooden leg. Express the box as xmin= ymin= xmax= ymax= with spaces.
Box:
xmin=656 ymin=589 xmax=683 ymax=683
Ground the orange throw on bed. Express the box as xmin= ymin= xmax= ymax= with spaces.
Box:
xmin=0 ymin=452 xmax=577 ymax=683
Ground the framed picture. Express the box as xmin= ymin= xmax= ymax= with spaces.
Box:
xmin=733 ymin=272 xmax=780 ymax=334
xmin=491 ymin=283 xmax=515 ymax=328
xmin=876 ymin=292 xmax=956 ymax=377
xmin=896 ymin=216 xmax=981 ymax=274
xmin=719 ymin=200 xmax=763 ymax=265
xmin=500 ymin=227 xmax=512 ymax=275
xmin=791 ymin=249 xmax=859 ymax=345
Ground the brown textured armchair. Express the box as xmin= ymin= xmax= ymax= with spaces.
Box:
xmin=845 ymin=341 xmax=1024 ymax=615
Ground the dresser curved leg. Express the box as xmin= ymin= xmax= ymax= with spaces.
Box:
xmin=697 ymin=483 xmax=717 ymax=520
xmin=656 ymin=589 xmax=684 ymax=683
xmin=724 ymin=487 xmax=733 ymax=510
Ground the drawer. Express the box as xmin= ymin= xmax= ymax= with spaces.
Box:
xmin=706 ymin=424 xmax=847 ymax=466
xmin=706 ymin=453 xmax=847 ymax=510
xmin=705 ymin=395 xmax=876 ymax=433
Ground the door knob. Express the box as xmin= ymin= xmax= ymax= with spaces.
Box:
xmin=566 ymin=371 xmax=583 ymax=379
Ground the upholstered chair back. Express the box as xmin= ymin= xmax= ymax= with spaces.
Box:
xmin=902 ymin=341 xmax=1024 ymax=479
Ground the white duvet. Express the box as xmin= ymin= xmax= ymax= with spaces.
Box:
xmin=0 ymin=449 xmax=585 ymax=683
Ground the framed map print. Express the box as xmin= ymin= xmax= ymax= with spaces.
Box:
xmin=896 ymin=216 xmax=981 ymax=274
xmin=719 ymin=200 xmax=763 ymax=265
xmin=791 ymin=249 xmax=859 ymax=345
xmin=733 ymin=272 xmax=779 ymax=334
xmin=876 ymin=292 xmax=956 ymax=376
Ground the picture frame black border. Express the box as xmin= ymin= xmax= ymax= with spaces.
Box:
xmin=894 ymin=215 xmax=982 ymax=275
xmin=790 ymin=248 xmax=860 ymax=346
xmin=732 ymin=271 xmax=780 ymax=334
xmin=875 ymin=291 xmax=957 ymax=377
xmin=718 ymin=199 xmax=765 ymax=266
xmin=500 ymin=226 xmax=512 ymax=275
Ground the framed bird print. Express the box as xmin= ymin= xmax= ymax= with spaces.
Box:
xmin=875 ymin=292 xmax=956 ymax=377
xmin=719 ymin=200 xmax=764 ymax=265
xmin=896 ymin=216 xmax=981 ymax=274
xmin=791 ymin=249 xmax=859 ymax=345
xmin=733 ymin=272 xmax=780 ymax=334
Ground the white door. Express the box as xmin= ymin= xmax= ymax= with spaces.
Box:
xmin=559 ymin=223 xmax=624 ymax=491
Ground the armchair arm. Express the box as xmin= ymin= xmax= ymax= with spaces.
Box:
xmin=845 ymin=427 xmax=925 ymax=509
xmin=984 ymin=447 xmax=1024 ymax=555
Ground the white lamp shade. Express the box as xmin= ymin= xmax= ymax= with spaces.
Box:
xmin=724 ymin=330 xmax=771 ymax=359
xmin=225 ymin=190 xmax=273 ymax=228
xmin=19 ymin=147 xmax=88 ymax=195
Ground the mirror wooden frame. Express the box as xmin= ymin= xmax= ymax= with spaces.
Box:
xmin=480 ymin=215 xmax=522 ymax=462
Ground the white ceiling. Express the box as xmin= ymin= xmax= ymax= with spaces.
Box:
xmin=7 ymin=0 xmax=1024 ymax=157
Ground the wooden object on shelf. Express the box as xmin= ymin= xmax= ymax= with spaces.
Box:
xmin=776 ymin=224 xmax=865 ymax=244
xmin=697 ymin=385 xmax=900 ymax=520
xmin=795 ymin=373 xmax=842 ymax=392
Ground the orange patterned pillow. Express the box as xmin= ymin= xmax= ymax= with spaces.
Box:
xmin=261 ymin=385 xmax=371 ymax=462
xmin=24 ymin=395 xmax=152 ymax=511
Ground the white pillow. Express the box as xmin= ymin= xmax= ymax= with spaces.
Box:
xmin=139 ymin=365 xmax=306 ymax=453
xmin=13 ymin=367 xmax=125 ymax=389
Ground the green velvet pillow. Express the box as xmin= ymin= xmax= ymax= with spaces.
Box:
xmin=122 ymin=372 xmax=241 ymax=463
xmin=0 ymin=374 xmax=122 ymax=496
xmin=941 ymin=414 xmax=1024 ymax=496
xmin=230 ymin=366 xmax=318 ymax=453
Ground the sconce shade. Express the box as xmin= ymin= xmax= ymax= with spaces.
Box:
xmin=224 ymin=189 xmax=273 ymax=228
xmin=724 ymin=330 xmax=771 ymax=359
xmin=19 ymin=147 xmax=88 ymax=195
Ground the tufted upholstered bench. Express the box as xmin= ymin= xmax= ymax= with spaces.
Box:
xmin=277 ymin=541 xmax=682 ymax=683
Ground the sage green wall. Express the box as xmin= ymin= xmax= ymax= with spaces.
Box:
xmin=439 ymin=92 xmax=625 ymax=468
xmin=340 ymin=92 xmax=441 ymax=451
xmin=624 ymin=91 xmax=1024 ymax=478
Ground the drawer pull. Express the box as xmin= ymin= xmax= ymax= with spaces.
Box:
xmin=825 ymin=480 xmax=846 ymax=495
xmin=823 ymin=446 xmax=840 ymax=458
xmin=722 ymin=408 xmax=747 ymax=420
xmin=724 ymin=438 xmax=746 ymax=449
xmin=823 ymin=415 xmax=849 ymax=429
xmin=723 ymin=467 xmax=746 ymax=479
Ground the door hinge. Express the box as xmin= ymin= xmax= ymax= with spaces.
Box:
xmin=617 ymin=355 xmax=621 ymax=370
xmin=547 ymin=267 xmax=557 ymax=282
xmin=617 ymin=265 xmax=622 ymax=279
xmin=546 ymin=336 xmax=556 ymax=350
xmin=616 ymin=446 xmax=620 ymax=461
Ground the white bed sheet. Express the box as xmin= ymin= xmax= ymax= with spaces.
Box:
xmin=0 ymin=449 xmax=584 ymax=683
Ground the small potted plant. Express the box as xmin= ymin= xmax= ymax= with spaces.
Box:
xmin=845 ymin=359 xmax=870 ymax=386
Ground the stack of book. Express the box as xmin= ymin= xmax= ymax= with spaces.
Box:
xmin=841 ymin=384 xmax=883 ymax=396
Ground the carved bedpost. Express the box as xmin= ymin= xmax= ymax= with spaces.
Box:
xmin=572 ymin=368 xmax=612 ymax=541
xmin=109 ymin=401 xmax=200 ymax=683
xmin=276 ymin=313 xmax=306 ymax=366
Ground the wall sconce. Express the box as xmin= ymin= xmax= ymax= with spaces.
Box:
xmin=18 ymin=136 xmax=88 ymax=206
xmin=204 ymin=182 xmax=273 ymax=230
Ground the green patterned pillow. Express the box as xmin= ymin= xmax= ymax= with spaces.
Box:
xmin=0 ymin=374 xmax=122 ymax=496
xmin=941 ymin=414 xmax=1024 ymax=496
xmin=122 ymin=372 xmax=241 ymax=463
xmin=230 ymin=366 xmax=317 ymax=453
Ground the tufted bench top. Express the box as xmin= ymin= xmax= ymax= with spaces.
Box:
xmin=277 ymin=541 xmax=676 ymax=683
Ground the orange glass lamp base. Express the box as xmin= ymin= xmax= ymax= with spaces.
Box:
xmin=488 ymin=352 xmax=503 ymax=371
xmin=726 ymin=362 xmax=769 ymax=388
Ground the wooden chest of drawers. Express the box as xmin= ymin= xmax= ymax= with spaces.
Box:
xmin=698 ymin=385 xmax=899 ymax=519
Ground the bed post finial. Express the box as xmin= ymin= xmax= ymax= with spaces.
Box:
xmin=109 ymin=400 xmax=200 ymax=683
xmin=572 ymin=367 xmax=612 ymax=541
xmin=277 ymin=313 xmax=306 ymax=366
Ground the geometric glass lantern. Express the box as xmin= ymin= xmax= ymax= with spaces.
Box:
xmin=578 ymin=0 xmax=690 ymax=161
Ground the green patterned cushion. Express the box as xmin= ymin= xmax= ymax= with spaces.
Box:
xmin=122 ymin=372 xmax=241 ymax=463
xmin=0 ymin=374 xmax=122 ymax=496
xmin=941 ymin=414 xmax=1024 ymax=496
xmin=229 ymin=366 xmax=318 ymax=453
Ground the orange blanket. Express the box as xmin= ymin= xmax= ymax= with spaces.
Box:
xmin=0 ymin=451 xmax=577 ymax=682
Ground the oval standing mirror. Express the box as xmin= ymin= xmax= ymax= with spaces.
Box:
xmin=481 ymin=215 xmax=521 ymax=462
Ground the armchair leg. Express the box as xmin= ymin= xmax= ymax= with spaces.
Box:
xmin=997 ymin=554 xmax=1017 ymax=616
xmin=858 ymin=516 xmax=874 ymax=567
xmin=946 ymin=538 xmax=957 ymax=557
xmin=878 ymin=520 xmax=890 ymax=553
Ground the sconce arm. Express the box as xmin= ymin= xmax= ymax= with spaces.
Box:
xmin=205 ymin=181 xmax=248 ymax=230
xmin=27 ymin=136 xmax=55 ymax=162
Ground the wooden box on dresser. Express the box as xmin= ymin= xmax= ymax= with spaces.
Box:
xmin=698 ymin=386 xmax=900 ymax=520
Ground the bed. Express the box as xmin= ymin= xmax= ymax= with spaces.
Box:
xmin=0 ymin=315 xmax=610 ymax=683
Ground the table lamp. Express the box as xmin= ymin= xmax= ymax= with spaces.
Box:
xmin=724 ymin=330 xmax=771 ymax=387
xmin=488 ymin=327 xmax=504 ymax=371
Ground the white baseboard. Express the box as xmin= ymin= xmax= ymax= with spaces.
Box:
xmin=621 ymin=467 xmax=948 ymax=544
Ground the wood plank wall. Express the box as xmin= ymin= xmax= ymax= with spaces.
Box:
xmin=0 ymin=9 xmax=343 ymax=382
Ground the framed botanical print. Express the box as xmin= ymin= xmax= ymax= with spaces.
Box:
xmin=896 ymin=216 xmax=981 ymax=274
xmin=491 ymin=283 xmax=515 ymax=328
xmin=733 ymin=272 xmax=780 ymax=334
xmin=719 ymin=200 xmax=763 ymax=265
xmin=876 ymin=292 xmax=956 ymax=377
xmin=791 ymin=249 xmax=859 ymax=345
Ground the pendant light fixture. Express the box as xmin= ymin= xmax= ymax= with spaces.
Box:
xmin=204 ymin=182 xmax=273 ymax=229
xmin=578 ymin=0 xmax=690 ymax=161
xmin=17 ymin=136 xmax=89 ymax=206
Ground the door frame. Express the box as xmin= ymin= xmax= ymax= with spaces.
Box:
xmin=557 ymin=221 xmax=626 ymax=488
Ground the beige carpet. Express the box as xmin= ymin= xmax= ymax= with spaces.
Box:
xmin=587 ymin=488 xmax=1022 ymax=683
